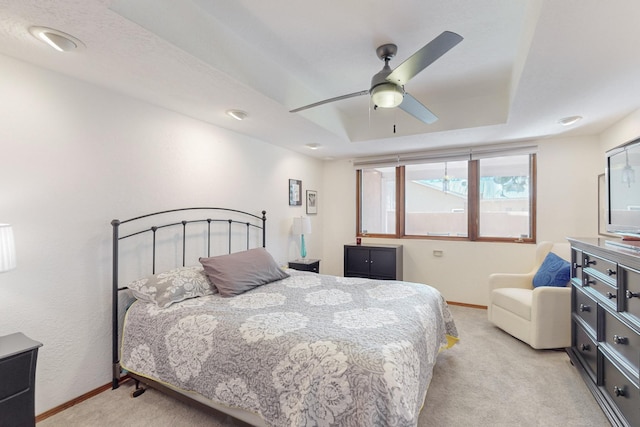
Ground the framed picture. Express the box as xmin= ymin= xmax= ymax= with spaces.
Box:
xmin=306 ymin=190 xmax=317 ymax=214
xmin=289 ymin=179 xmax=302 ymax=206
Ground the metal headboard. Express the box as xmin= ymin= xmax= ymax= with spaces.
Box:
xmin=111 ymin=207 xmax=267 ymax=389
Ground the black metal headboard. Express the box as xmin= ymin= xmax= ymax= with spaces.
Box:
xmin=111 ymin=207 xmax=267 ymax=389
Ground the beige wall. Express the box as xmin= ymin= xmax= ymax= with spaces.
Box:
xmin=321 ymin=134 xmax=611 ymax=306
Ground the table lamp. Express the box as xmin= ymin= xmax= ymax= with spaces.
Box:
xmin=0 ymin=224 xmax=16 ymax=273
xmin=292 ymin=217 xmax=312 ymax=259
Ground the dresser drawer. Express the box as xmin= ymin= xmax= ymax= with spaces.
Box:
xmin=583 ymin=272 xmax=618 ymax=310
xmin=0 ymin=351 xmax=33 ymax=401
xmin=573 ymin=321 xmax=597 ymax=381
xmin=602 ymin=308 xmax=640 ymax=374
xmin=573 ymin=285 xmax=598 ymax=334
xmin=621 ymin=264 xmax=640 ymax=324
xmin=602 ymin=354 xmax=640 ymax=427
xmin=583 ymin=252 xmax=618 ymax=285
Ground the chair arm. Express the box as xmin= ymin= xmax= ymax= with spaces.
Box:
xmin=488 ymin=272 xmax=534 ymax=292
xmin=530 ymin=286 xmax=572 ymax=347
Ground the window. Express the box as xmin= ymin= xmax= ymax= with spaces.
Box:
xmin=359 ymin=167 xmax=396 ymax=235
xmin=356 ymin=152 xmax=536 ymax=242
xmin=478 ymin=155 xmax=532 ymax=239
xmin=405 ymin=161 xmax=469 ymax=237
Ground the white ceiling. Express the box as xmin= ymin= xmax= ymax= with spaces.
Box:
xmin=1 ymin=0 xmax=639 ymax=160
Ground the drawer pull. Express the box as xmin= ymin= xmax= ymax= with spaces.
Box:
xmin=606 ymin=268 xmax=616 ymax=276
xmin=613 ymin=386 xmax=625 ymax=397
xmin=584 ymin=278 xmax=596 ymax=286
xmin=606 ymin=292 xmax=616 ymax=299
xmin=580 ymin=343 xmax=591 ymax=352
xmin=573 ymin=262 xmax=582 ymax=269
xmin=613 ymin=335 xmax=628 ymax=345
xmin=578 ymin=304 xmax=591 ymax=312
xmin=626 ymin=290 xmax=640 ymax=299
xmin=584 ymin=258 xmax=596 ymax=266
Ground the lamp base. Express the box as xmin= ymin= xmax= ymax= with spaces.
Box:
xmin=300 ymin=234 xmax=307 ymax=259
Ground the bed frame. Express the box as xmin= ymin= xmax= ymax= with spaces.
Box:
xmin=111 ymin=207 xmax=267 ymax=400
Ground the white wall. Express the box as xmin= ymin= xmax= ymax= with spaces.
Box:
xmin=0 ymin=54 xmax=323 ymax=414
xmin=320 ymin=134 xmax=606 ymax=305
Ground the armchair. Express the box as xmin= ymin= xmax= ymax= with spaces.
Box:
xmin=488 ymin=241 xmax=571 ymax=349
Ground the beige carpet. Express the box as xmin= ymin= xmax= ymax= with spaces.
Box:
xmin=39 ymin=305 xmax=610 ymax=426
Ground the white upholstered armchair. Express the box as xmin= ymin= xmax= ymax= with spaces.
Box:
xmin=488 ymin=241 xmax=572 ymax=349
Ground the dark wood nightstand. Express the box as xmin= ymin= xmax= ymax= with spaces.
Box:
xmin=288 ymin=259 xmax=320 ymax=273
xmin=0 ymin=332 xmax=43 ymax=427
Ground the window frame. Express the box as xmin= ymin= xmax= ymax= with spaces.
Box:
xmin=356 ymin=154 xmax=537 ymax=243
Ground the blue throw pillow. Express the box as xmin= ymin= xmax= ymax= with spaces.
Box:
xmin=533 ymin=252 xmax=571 ymax=288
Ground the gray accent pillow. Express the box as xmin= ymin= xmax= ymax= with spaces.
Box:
xmin=199 ymin=248 xmax=290 ymax=297
xmin=127 ymin=265 xmax=216 ymax=308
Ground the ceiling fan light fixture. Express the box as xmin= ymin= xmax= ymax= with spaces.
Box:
xmin=29 ymin=26 xmax=84 ymax=52
xmin=370 ymin=83 xmax=404 ymax=108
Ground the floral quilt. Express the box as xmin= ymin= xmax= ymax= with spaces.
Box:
xmin=121 ymin=269 xmax=458 ymax=426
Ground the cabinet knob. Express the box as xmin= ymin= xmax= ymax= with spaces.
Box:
xmin=613 ymin=335 xmax=628 ymax=345
xmin=573 ymin=262 xmax=582 ymax=269
xmin=584 ymin=258 xmax=596 ymax=266
xmin=578 ymin=304 xmax=591 ymax=312
xmin=613 ymin=386 xmax=625 ymax=397
xmin=606 ymin=292 xmax=616 ymax=300
xmin=584 ymin=278 xmax=596 ymax=286
xmin=606 ymin=268 xmax=616 ymax=276
xmin=580 ymin=343 xmax=591 ymax=352
xmin=626 ymin=290 xmax=639 ymax=299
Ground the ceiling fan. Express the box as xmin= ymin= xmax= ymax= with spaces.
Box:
xmin=290 ymin=31 xmax=463 ymax=124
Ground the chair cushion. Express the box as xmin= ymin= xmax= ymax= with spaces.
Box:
xmin=491 ymin=288 xmax=532 ymax=320
xmin=533 ymin=252 xmax=570 ymax=288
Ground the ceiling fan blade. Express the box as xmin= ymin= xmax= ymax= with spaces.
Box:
xmin=398 ymin=92 xmax=438 ymax=124
xmin=290 ymin=90 xmax=369 ymax=113
xmin=386 ymin=31 xmax=463 ymax=86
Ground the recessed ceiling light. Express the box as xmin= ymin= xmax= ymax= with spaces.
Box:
xmin=558 ymin=115 xmax=582 ymax=126
xmin=29 ymin=26 xmax=84 ymax=52
xmin=226 ymin=110 xmax=248 ymax=121
xmin=306 ymin=143 xmax=321 ymax=150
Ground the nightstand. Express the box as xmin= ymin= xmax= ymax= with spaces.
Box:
xmin=288 ymin=259 xmax=320 ymax=273
xmin=0 ymin=332 xmax=43 ymax=427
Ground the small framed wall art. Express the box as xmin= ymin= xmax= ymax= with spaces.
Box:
xmin=306 ymin=190 xmax=317 ymax=214
xmin=289 ymin=179 xmax=302 ymax=206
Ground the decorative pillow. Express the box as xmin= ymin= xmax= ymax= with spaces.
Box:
xmin=127 ymin=265 xmax=215 ymax=308
xmin=199 ymin=247 xmax=289 ymax=297
xmin=532 ymin=252 xmax=571 ymax=288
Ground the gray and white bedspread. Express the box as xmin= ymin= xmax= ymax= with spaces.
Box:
xmin=121 ymin=269 xmax=458 ymax=427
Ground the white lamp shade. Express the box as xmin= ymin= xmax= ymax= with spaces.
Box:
xmin=0 ymin=224 xmax=16 ymax=272
xmin=292 ymin=217 xmax=312 ymax=235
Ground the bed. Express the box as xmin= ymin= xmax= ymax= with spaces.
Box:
xmin=112 ymin=207 xmax=458 ymax=427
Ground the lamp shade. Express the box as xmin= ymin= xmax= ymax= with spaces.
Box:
xmin=370 ymin=82 xmax=404 ymax=108
xmin=292 ymin=217 xmax=312 ymax=235
xmin=0 ymin=224 xmax=16 ymax=272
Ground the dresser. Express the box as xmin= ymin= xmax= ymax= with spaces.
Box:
xmin=567 ymin=238 xmax=640 ymax=427
xmin=0 ymin=333 xmax=43 ymax=427
xmin=343 ymin=244 xmax=403 ymax=280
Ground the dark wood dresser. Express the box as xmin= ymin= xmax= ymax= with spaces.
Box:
xmin=344 ymin=244 xmax=403 ymax=280
xmin=567 ymin=238 xmax=639 ymax=427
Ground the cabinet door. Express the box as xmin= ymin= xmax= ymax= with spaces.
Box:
xmin=369 ymin=248 xmax=396 ymax=280
xmin=345 ymin=247 xmax=370 ymax=277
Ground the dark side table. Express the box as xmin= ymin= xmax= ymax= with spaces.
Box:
xmin=288 ymin=259 xmax=320 ymax=273
xmin=0 ymin=332 xmax=43 ymax=427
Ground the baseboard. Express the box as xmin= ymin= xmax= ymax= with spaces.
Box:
xmin=36 ymin=376 xmax=131 ymax=423
xmin=447 ymin=301 xmax=487 ymax=310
